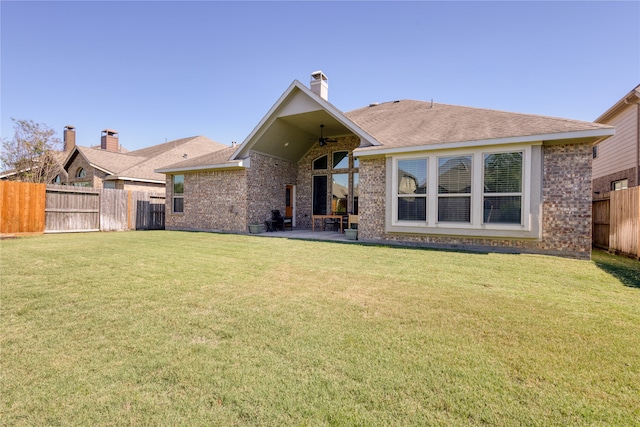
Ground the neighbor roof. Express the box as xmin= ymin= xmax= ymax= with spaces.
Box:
xmin=65 ymin=136 xmax=229 ymax=183
xmin=346 ymin=100 xmax=614 ymax=153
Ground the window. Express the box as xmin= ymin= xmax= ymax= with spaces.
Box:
xmin=103 ymin=181 xmax=116 ymax=189
xmin=333 ymin=151 xmax=349 ymax=169
xmin=76 ymin=167 xmax=86 ymax=178
xmin=53 ymin=175 xmax=61 ymax=184
xmin=438 ymin=156 xmax=471 ymax=222
xmin=611 ymin=179 xmax=628 ymax=191
xmin=483 ymin=152 xmax=523 ymax=224
xmin=391 ymin=146 xmax=533 ymax=235
xmin=397 ymin=159 xmax=427 ymax=221
xmin=592 ymin=145 xmax=598 ymax=159
xmin=332 ymin=173 xmax=348 ymax=214
xmin=173 ymin=175 xmax=184 ymax=213
xmin=313 ymin=155 xmax=328 ymax=170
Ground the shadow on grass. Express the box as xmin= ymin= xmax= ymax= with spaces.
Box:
xmin=592 ymin=249 xmax=640 ymax=289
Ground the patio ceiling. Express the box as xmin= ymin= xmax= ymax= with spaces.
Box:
xmin=249 ymin=110 xmax=353 ymax=162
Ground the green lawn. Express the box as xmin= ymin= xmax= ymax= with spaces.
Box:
xmin=1 ymin=231 xmax=639 ymax=426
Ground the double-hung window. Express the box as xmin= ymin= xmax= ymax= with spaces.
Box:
xmin=483 ymin=152 xmax=523 ymax=224
xmin=173 ymin=174 xmax=184 ymax=213
xmin=397 ymin=159 xmax=427 ymax=221
xmin=438 ymin=156 xmax=472 ymax=222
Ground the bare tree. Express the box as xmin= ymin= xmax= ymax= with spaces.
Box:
xmin=1 ymin=119 xmax=63 ymax=183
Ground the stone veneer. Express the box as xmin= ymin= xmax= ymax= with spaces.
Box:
xmin=358 ymin=142 xmax=593 ymax=259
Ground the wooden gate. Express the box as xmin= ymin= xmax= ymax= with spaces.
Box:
xmin=592 ymin=197 xmax=610 ymax=250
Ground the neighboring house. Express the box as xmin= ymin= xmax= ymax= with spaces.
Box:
xmin=157 ymin=71 xmax=614 ymax=259
xmin=63 ymin=127 xmax=229 ymax=193
xmin=592 ymin=84 xmax=640 ymax=195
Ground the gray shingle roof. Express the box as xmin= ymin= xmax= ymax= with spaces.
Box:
xmin=345 ymin=100 xmax=613 ymax=150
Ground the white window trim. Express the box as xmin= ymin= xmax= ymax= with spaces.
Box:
xmin=388 ymin=144 xmax=538 ymax=239
xmin=172 ymin=175 xmax=184 ymax=214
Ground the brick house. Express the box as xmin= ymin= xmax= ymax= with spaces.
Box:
xmin=157 ymin=72 xmax=614 ymax=259
xmin=592 ymin=84 xmax=640 ymax=196
xmin=62 ymin=127 xmax=228 ymax=193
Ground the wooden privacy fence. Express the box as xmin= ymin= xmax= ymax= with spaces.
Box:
xmin=0 ymin=182 xmax=165 ymax=235
xmin=0 ymin=181 xmax=46 ymax=234
xmin=593 ymin=187 xmax=640 ymax=259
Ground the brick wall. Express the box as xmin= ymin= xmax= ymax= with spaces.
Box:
xmin=296 ymin=136 xmax=360 ymax=229
xmin=66 ymin=154 xmax=100 ymax=187
xmin=165 ymin=169 xmax=248 ymax=232
xmin=246 ymin=152 xmax=297 ymax=225
xmin=121 ymin=181 xmax=166 ymax=194
xmin=592 ymin=167 xmax=637 ymax=195
xmin=359 ymin=142 xmax=593 ymax=259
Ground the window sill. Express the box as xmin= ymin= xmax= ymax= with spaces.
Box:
xmin=386 ymin=223 xmax=539 ymax=239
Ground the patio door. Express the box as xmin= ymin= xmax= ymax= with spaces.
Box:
xmin=313 ymin=176 xmax=328 ymax=215
xmin=285 ymin=185 xmax=295 ymax=225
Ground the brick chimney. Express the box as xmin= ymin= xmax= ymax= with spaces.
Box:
xmin=310 ymin=71 xmax=328 ymax=101
xmin=63 ymin=125 xmax=76 ymax=151
xmin=101 ymin=129 xmax=119 ymax=152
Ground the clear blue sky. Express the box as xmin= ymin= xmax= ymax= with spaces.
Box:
xmin=2 ymin=1 xmax=638 ymax=151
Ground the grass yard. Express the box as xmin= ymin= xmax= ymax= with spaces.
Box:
xmin=1 ymin=231 xmax=639 ymax=426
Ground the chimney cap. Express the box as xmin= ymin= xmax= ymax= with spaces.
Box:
xmin=65 ymin=125 xmax=76 ymax=130
xmin=101 ymin=129 xmax=118 ymax=135
xmin=311 ymin=71 xmax=327 ymax=81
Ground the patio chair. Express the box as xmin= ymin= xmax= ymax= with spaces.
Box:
xmin=348 ymin=214 xmax=359 ymax=230
xmin=270 ymin=210 xmax=285 ymax=231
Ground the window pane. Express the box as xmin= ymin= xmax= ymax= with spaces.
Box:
xmin=438 ymin=197 xmax=471 ymax=222
xmin=313 ymin=155 xmax=328 ymax=170
xmin=438 ymin=156 xmax=471 ymax=194
xmin=484 ymin=196 xmax=521 ymax=224
xmin=484 ymin=153 xmax=522 ymax=193
xmin=332 ymin=173 xmax=348 ymax=214
xmin=173 ymin=197 xmax=184 ymax=213
xmin=173 ymin=175 xmax=184 ymax=194
xmin=398 ymin=159 xmax=427 ymax=195
xmin=398 ymin=197 xmax=426 ymax=221
xmin=333 ymin=151 xmax=349 ymax=169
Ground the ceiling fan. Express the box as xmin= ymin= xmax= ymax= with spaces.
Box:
xmin=317 ymin=124 xmax=338 ymax=146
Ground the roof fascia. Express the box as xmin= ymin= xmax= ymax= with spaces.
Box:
xmin=155 ymin=158 xmax=249 ymax=174
xmin=230 ymin=80 xmax=380 ymax=161
xmin=62 ymin=147 xmax=81 ymax=169
xmin=354 ymin=128 xmax=615 ymax=157
xmin=595 ymin=85 xmax=640 ymax=123
xmin=104 ymin=176 xmax=165 ymax=184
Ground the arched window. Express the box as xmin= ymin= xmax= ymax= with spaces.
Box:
xmin=53 ymin=175 xmax=61 ymax=184
xmin=76 ymin=167 xmax=86 ymax=178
